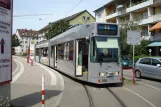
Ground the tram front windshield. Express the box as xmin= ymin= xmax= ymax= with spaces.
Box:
xmin=91 ymin=37 xmax=119 ymax=63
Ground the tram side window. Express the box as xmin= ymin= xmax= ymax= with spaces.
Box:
xmin=58 ymin=43 xmax=64 ymax=59
xmin=42 ymin=48 xmax=48 ymax=57
xmin=36 ymin=49 xmax=39 ymax=56
xmin=51 ymin=46 xmax=54 ymax=58
xmin=66 ymin=41 xmax=73 ymax=61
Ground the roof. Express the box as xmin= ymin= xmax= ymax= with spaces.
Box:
xmin=93 ymin=0 xmax=116 ymax=12
xmin=39 ymin=10 xmax=95 ymax=31
xmin=147 ymin=42 xmax=161 ymax=47
xmin=149 ymin=22 xmax=161 ymax=31
xmin=17 ymin=29 xmax=39 ymax=37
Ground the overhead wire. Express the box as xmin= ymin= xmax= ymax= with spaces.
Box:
xmin=64 ymin=0 xmax=84 ymax=17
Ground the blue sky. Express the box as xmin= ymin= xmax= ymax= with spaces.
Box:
xmin=13 ymin=0 xmax=109 ymax=34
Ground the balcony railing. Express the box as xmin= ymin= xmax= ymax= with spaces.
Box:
xmin=131 ymin=0 xmax=150 ymax=7
xmin=153 ymin=0 xmax=161 ymax=4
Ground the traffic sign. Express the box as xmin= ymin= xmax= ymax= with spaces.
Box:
xmin=0 ymin=0 xmax=13 ymax=84
xmin=127 ymin=30 xmax=141 ymax=45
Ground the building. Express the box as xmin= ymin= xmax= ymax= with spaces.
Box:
xmin=94 ymin=0 xmax=161 ymax=40
xmin=94 ymin=0 xmax=161 ymax=56
xmin=38 ymin=10 xmax=96 ymax=42
xmin=15 ymin=29 xmax=39 ymax=54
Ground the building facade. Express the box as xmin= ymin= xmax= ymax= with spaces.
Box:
xmin=38 ymin=10 xmax=96 ymax=42
xmin=15 ymin=29 xmax=39 ymax=54
xmin=94 ymin=0 xmax=161 ymax=40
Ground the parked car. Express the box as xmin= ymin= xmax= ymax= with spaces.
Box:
xmin=121 ymin=56 xmax=133 ymax=68
xmin=135 ymin=57 xmax=161 ymax=80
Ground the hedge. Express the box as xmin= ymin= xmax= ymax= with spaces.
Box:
xmin=134 ymin=55 xmax=161 ymax=63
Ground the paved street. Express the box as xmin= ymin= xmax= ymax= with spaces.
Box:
xmin=11 ymin=56 xmax=64 ymax=107
xmin=11 ymin=56 xmax=161 ymax=107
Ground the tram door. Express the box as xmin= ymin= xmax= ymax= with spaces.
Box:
xmin=54 ymin=45 xmax=57 ymax=68
xmin=76 ymin=40 xmax=83 ymax=76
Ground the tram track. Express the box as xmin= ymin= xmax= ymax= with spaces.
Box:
xmin=83 ymin=85 xmax=95 ymax=107
xmin=106 ymin=88 xmax=127 ymax=107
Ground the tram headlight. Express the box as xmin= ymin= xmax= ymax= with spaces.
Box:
xmin=99 ymin=72 xmax=104 ymax=76
xmin=115 ymin=72 xmax=120 ymax=75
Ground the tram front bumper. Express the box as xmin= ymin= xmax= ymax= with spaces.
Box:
xmin=90 ymin=76 xmax=122 ymax=84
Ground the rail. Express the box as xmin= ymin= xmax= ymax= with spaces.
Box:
xmin=83 ymin=85 xmax=95 ymax=107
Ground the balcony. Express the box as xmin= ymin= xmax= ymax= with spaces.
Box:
xmin=127 ymin=0 xmax=153 ymax=13
xmin=118 ymin=8 xmax=127 ymax=16
xmin=150 ymin=33 xmax=161 ymax=41
xmin=106 ymin=11 xmax=119 ymax=20
xmin=153 ymin=0 xmax=161 ymax=4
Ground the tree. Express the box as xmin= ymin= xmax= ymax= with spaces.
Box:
xmin=12 ymin=34 xmax=21 ymax=55
xmin=12 ymin=34 xmax=21 ymax=47
xmin=120 ymin=20 xmax=148 ymax=57
xmin=45 ymin=20 xmax=70 ymax=40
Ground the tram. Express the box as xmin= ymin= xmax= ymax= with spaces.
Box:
xmin=35 ymin=22 xmax=123 ymax=84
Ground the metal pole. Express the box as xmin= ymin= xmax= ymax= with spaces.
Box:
xmin=132 ymin=45 xmax=135 ymax=84
xmin=42 ymin=75 xmax=45 ymax=107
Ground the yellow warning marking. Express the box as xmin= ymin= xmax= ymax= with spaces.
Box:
xmin=83 ymin=71 xmax=88 ymax=74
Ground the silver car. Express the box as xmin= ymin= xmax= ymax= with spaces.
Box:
xmin=135 ymin=57 xmax=161 ymax=80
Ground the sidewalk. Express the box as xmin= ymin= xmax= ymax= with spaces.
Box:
xmin=11 ymin=56 xmax=64 ymax=107
xmin=123 ymin=69 xmax=141 ymax=82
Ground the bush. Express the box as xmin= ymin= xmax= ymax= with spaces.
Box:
xmin=134 ymin=55 xmax=161 ymax=63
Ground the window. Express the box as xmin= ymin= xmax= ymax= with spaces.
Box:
xmin=21 ymin=45 xmax=24 ymax=48
xmin=142 ymin=11 xmax=148 ymax=19
xmin=90 ymin=37 xmax=119 ymax=63
xmin=26 ymin=45 xmax=28 ymax=48
xmin=57 ymin=43 xmax=65 ymax=59
xmin=140 ymin=58 xmax=151 ymax=65
xmin=25 ymin=41 xmax=28 ymax=44
xmin=65 ymin=41 xmax=74 ymax=61
xmin=82 ymin=16 xmax=86 ymax=21
xmin=87 ymin=17 xmax=90 ymax=20
xmin=97 ymin=11 xmax=102 ymax=18
xmin=152 ymin=59 xmax=161 ymax=66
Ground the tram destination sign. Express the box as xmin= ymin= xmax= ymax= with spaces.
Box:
xmin=97 ymin=24 xmax=118 ymax=35
xmin=0 ymin=0 xmax=13 ymax=84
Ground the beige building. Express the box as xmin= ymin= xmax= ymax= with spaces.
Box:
xmin=94 ymin=0 xmax=161 ymax=40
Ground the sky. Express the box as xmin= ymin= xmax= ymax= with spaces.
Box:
xmin=13 ymin=0 xmax=110 ymax=34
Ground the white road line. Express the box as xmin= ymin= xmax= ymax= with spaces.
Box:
xmin=35 ymin=62 xmax=57 ymax=85
xmin=12 ymin=59 xmax=24 ymax=83
xmin=124 ymin=87 xmax=157 ymax=107
xmin=137 ymin=82 xmax=161 ymax=92
xmin=12 ymin=59 xmax=19 ymax=76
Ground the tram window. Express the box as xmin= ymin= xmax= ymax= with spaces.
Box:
xmin=58 ymin=43 xmax=64 ymax=59
xmin=36 ymin=49 xmax=39 ymax=56
xmin=51 ymin=46 xmax=54 ymax=58
xmin=66 ymin=41 xmax=73 ymax=61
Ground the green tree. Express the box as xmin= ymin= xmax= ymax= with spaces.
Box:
xmin=120 ymin=21 xmax=142 ymax=57
xmin=12 ymin=34 xmax=21 ymax=47
xmin=12 ymin=34 xmax=21 ymax=55
xmin=45 ymin=20 xmax=70 ymax=40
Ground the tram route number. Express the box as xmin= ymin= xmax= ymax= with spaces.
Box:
xmin=102 ymin=79 xmax=107 ymax=82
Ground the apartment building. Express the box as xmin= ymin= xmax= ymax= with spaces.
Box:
xmin=15 ymin=29 xmax=39 ymax=54
xmin=38 ymin=10 xmax=95 ymax=42
xmin=95 ymin=0 xmax=161 ymax=39
xmin=94 ymin=0 xmax=161 ymax=56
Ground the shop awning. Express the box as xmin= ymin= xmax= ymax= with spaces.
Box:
xmin=147 ymin=42 xmax=161 ymax=47
xmin=149 ymin=22 xmax=161 ymax=31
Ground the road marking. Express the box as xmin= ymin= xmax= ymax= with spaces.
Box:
xmin=137 ymin=82 xmax=161 ymax=92
xmin=35 ymin=62 xmax=57 ymax=85
xmin=124 ymin=87 xmax=157 ymax=107
xmin=12 ymin=59 xmax=24 ymax=83
xmin=12 ymin=59 xmax=19 ymax=76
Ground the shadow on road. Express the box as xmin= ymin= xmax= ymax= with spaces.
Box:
xmin=11 ymin=90 xmax=61 ymax=106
